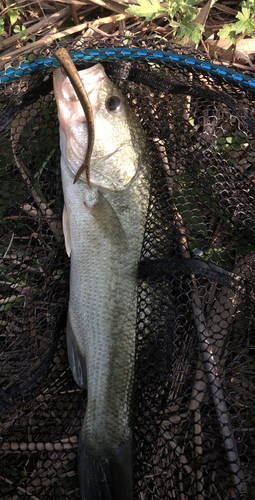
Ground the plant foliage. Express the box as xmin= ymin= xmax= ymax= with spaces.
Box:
xmin=127 ymin=0 xmax=165 ymax=21
xmin=0 ymin=4 xmax=35 ymax=42
xmin=127 ymin=0 xmax=203 ymax=43
xmin=218 ymin=0 xmax=255 ymax=43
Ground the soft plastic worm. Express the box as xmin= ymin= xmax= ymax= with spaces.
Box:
xmin=54 ymin=47 xmax=94 ymax=187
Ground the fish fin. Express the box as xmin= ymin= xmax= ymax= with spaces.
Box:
xmin=62 ymin=204 xmax=71 ymax=257
xmin=84 ymin=190 xmax=128 ymax=251
xmin=66 ymin=316 xmax=87 ymax=389
xmin=78 ymin=438 xmax=133 ymax=500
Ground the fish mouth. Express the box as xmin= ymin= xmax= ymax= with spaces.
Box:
xmin=54 ymin=64 xmax=106 ymax=126
xmin=54 ymin=64 xmax=107 ymax=183
xmin=62 ymin=64 xmax=106 ymax=119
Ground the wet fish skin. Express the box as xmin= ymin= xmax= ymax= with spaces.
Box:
xmin=53 ymin=64 xmax=152 ymax=499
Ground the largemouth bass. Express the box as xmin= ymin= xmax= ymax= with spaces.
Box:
xmin=53 ymin=63 xmax=152 ymax=499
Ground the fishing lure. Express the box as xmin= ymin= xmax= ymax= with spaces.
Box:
xmin=54 ymin=47 xmax=94 ymax=187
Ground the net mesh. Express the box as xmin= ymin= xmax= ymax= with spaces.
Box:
xmin=0 ymin=35 xmax=255 ymax=500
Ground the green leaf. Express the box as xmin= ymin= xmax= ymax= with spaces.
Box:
xmin=14 ymin=24 xmax=27 ymax=38
xmin=218 ymin=23 xmax=237 ymax=44
xmin=186 ymin=0 xmax=201 ymax=5
xmin=169 ymin=20 xmax=181 ymax=28
xmin=20 ymin=25 xmax=27 ymax=40
xmin=0 ymin=17 xmax=4 ymax=36
xmin=218 ymin=2 xmax=255 ymax=42
xmin=235 ymin=15 xmax=254 ymax=35
xmin=238 ymin=6 xmax=250 ymax=20
xmin=178 ymin=22 xmax=203 ymax=44
xmin=235 ymin=7 xmax=252 ymax=33
xmin=126 ymin=0 xmax=166 ymax=21
xmin=7 ymin=9 xmax=19 ymax=25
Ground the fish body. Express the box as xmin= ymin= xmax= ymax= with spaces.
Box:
xmin=53 ymin=64 xmax=152 ymax=499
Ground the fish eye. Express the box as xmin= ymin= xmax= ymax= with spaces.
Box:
xmin=106 ymin=95 xmax=122 ymax=113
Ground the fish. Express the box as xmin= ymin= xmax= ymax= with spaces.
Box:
xmin=53 ymin=62 xmax=152 ymax=500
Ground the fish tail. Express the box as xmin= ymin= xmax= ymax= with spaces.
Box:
xmin=78 ymin=436 xmax=133 ymax=500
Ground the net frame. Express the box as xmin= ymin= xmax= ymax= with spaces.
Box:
xmin=0 ymin=35 xmax=255 ymax=500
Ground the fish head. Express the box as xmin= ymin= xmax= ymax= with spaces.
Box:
xmin=53 ymin=63 xmax=147 ymax=191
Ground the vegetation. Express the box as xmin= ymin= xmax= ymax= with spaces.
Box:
xmin=127 ymin=0 xmax=204 ymax=43
xmin=127 ymin=0 xmax=255 ymax=44
xmin=218 ymin=0 xmax=255 ymax=44
xmin=0 ymin=0 xmax=254 ymax=49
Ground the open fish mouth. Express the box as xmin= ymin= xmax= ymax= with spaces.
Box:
xmin=54 ymin=64 xmax=106 ymax=133
xmin=62 ymin=64 xmax=105 ymax=112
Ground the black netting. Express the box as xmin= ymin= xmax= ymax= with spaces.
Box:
xmin=0 ymin=36 xmax=255 ymax=499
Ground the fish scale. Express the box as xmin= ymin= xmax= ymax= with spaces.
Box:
xmin=54 ymin=63 xmax=152 ymax=499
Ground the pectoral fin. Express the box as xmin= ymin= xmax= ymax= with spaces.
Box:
xmin=66 ymin=316 xmax=87 ymax=389
xmin=85 ymin=190 xmax=128 ymax=251
xmin=62 ymin=204 xmax=71 ymax=257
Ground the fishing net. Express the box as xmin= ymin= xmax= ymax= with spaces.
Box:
xmin=0 ymin=35 xmax=255 ymax=499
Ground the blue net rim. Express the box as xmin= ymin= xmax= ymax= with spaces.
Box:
xmin=0 ymin=44 xmax=255 ymax=93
